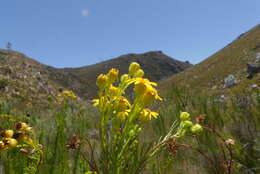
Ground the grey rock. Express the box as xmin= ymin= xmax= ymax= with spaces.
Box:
xmin=250 ymin=84 xmax=258 ymax=90
xmin=223 ymin=75 xmax=238 ymax=88
xmin=256 ymin=52 xmax=260 ymax=62
xmin=246 ymin=63 xmax=260 ymax=79
xmin=211 ymin=85 xmax=218 ymax=90
xmin=216 ymin=94 xmax=225 ymax=103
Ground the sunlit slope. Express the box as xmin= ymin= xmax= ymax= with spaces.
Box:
xmin=160 ymin=24 xmax=260 ymax=95
xmin=0 ymin=50 xmax=61 ymax=106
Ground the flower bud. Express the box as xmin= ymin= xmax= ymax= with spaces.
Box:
xmin=0 ymin=141 xmax=5 ymax=151
xmin=182 ymin=120 xmax=193 ymax=128
xmin=120 ymin=74 xmax=129 ymax=83
xmin=96 ymin=74 xmax=108 ymax=89
xmin=129 ymin=62 xmax=140 ymax=75
xmin=16 ymin=122 xmax=28 ymax=131
xmin=129 ymin=130 xmax=135 ymax=137
xmin=107 ymin=68 xmax=119 ymax=83
xmin=134 ymin=69 xmax=144 ymax=78
xmin=225 ymin=138 xmax=235 ymax=145
xmin=115 ymin=96 xmax=131 ymax=112
xmin=109 ymin=85 xmax=119 ymax=97
xmin=1 ymin=130 xmax=14 ymax=138
xmin=3 ymin=138 xmax=18 ymax=148
xmin=134 ymin=80 xmax=147 ymax=96
xmin=13 ymin=131 xmax=26 ymax=141
xmin=180 ymin=112 xmax=190 ymax=121
xmin=19 ymin=148 xmax=30 ymax=154
xmin=191 ymin=124 xmax=203 ymax=134
xmin=116 ymin=111 xmax=129 ymax=121
xmin=142 ymin=89 xmax=156 ymax=106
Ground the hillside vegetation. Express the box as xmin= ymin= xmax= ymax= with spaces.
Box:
xmin=0 ymin=50 xmax=60 ymax=107
xmin=160 ymin=24 xmax=260 ymax=96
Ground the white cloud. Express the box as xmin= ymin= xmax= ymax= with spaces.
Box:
xmin=81 ymin=9 xmax=90 ymax=17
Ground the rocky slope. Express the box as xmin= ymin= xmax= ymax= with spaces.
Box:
xmin=0 ymin=50 xmax=60 ymax=107
xmin=159 ymin=24 xmax=260 ymax=96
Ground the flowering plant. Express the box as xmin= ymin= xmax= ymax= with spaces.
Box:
xmin=0 ymin=119 xmax=43 ymax=174
xmin=89 ymin=62 xmax=203 ymax=174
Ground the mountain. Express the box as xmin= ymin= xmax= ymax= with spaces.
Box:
xmin=159 ymin=24 xmax=260 ymax=96
xmin=53 ymin=51 xmax=192 ymax=99
xmin=0 ymin=50 xmax=191 ymax=104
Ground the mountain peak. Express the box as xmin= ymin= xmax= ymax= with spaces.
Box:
xmin=55 ymin=51 xmax=192 ymax=99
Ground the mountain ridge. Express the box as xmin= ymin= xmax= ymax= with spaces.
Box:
xmin=54 ymin=50 xmax=192 ymax=99
xmin=0 ymin=49 xmax=191 ymax=103
xmin=159 ymin=24 xmax=260 ymax=96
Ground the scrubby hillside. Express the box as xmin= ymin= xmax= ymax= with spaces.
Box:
xmin=160 ymin=24 xmax=260 ymax=96
xmin=0 ymin=50 xmax=61 ymax=107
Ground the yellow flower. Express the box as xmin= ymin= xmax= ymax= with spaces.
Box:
xmin=129 ymin=62 xmax=140 ymax=75
xmin=92 ymin=97 xmax=109 ymax=108
xmin=63 ymin=90 xmax=77 ymax=99
xmin=107 ymin=68 xmax=119 ymax=83
xmin=116 ymin=110 xmax=129 ymax=120
xmin=96 ymin=74 xmax=108 ymax=89
xmin=1 ymin=130 xmax=14 ymax=138
xmin=92 ymin=99 xmax=100 ymax=107
xmin=109 ymin=85 xmax=119 ymax=97
xmin=3 ymin=138 xmax=18 ymax=148
xmin=130 ymin=78 xmax=158 ymax=96
xmin=114 ymin=96 xmax=131 ymax=112
xmin=139 ymin=108 xmax=159 ymax=121
xmin=141 ymin=87 xmax=162 ymax=106
xmin=15 ymin=122 xmax=32 ymax=133
xmin=13 ymin=131 xmax=26 ymax=141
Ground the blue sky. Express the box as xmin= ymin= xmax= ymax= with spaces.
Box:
xmin=0 ymin=0 xmax=259 ymax=68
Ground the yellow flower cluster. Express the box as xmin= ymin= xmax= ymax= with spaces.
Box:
xmin=57 ymin=90 xmax=77 ymax=104
xmin=0 ymin=122 xmax=33 ymax=152
xmin=93 ymin=62 xmax=162 ymax=122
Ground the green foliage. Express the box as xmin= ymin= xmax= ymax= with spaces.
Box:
xmin=0 ymin=91 xmax=91 ymax=174
xmin=151 ymin=86 xmax=260 ymax=174
xmin=0 ymin=79 xmax=8 ymax=89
